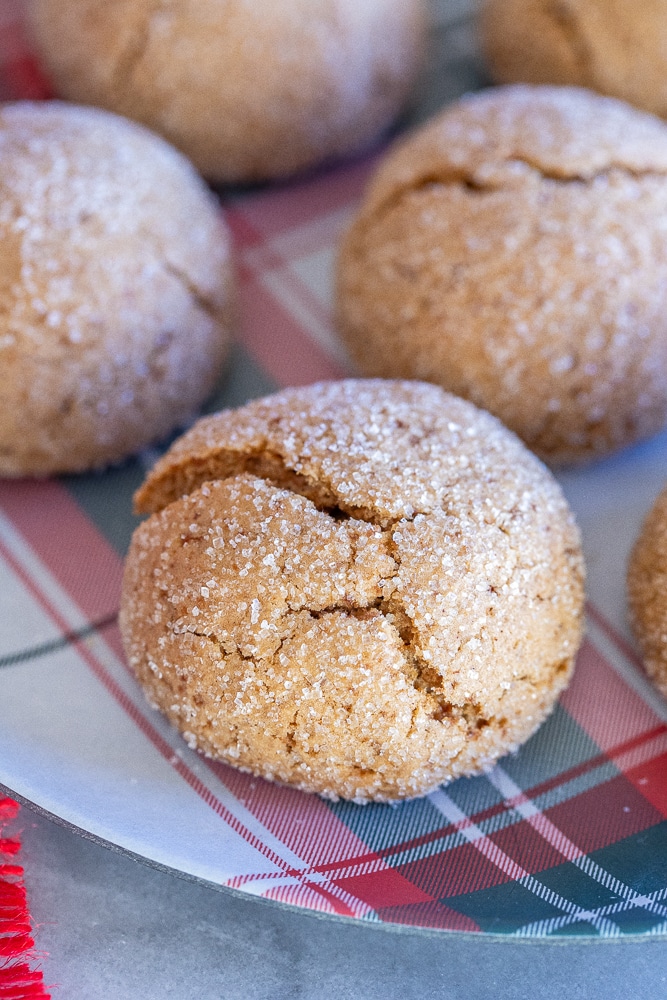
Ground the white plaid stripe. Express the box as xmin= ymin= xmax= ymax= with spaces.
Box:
xmin=489 ymin=767 xmax=667 ymax=934
xmin=428 ymin=785 xmax=626 ymax=935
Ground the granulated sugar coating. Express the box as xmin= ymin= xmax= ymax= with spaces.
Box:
xmin=121 ymin=380 xmax=585 ymax=802
xmin=0 ymin=101 xmax=233 ymax=477
xmin=628 ymin=483 xmax=667 ymax=701
xmin=336 ymin=85 xmax=667 ymax=464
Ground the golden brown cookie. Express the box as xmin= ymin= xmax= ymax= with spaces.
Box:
xmin=120 ymin=379 xmax=585 ymax=802
xmin=480 ymin=0 xmax=667 ymax=120
xmin=25 ymin=0 xmax=427 ymax=184
xmin=628 ymin=484 xmax=667 ymax=701
xmin=336 ymin=85 xmax=667 ymax=465
xmin=0 ymin=101 xmax=233 ymax=477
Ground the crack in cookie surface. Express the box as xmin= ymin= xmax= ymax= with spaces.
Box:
xmin=110 ymin=0 xmax=169 ymax=100
xmin=162 ymin=261 xmax=225 ymax=323
xmin=359 ymin=160 xmax=667 ymax=235
xmin=157 ymin=469 xmax=526 ymax=740
xmin=135 ymin=441 xmax=429 ymax=528
xmin=121 ymin=382 xmax=585 ymax=799
xmin=135 ymin=408 xmax=581 ymax=737
xmin=543 ymin=0 xmax=595 ymax=81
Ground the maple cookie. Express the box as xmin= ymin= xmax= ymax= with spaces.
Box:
xmin=120 ymin=379 xmax=585 ymax=803
xmin=336 ymin=85 xmax=667 ymax=464
xmin=25 ymin=0 xmax=427 ymax=184
xmin=628 ymin=484 xmax=667 ymax=701
xmin=479 ymin=0 xmax=667 ymax=120
xmin=0 ymin=101 xmax=233 ymax=478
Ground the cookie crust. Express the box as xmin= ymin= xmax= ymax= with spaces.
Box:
xmin=336 ymin=85 xmax=667 ymax=464
xmin=628 ymin=484 xmax=667 ymax=701
xmin=0 ymin=101 xmax=233 ymax=477
xmin=26 ymin=0 xmax=427 ymax=183
xmin=480 ymin=0 xmax=667 ymax=120
xmin=121 ymin=379 xmax=585 ymax=802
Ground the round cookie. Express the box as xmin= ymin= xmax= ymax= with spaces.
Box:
xmin=336 ymin=85 xmax=667 ymax=465
xmin=479 ymin=0 xmax=667 ymax=121
xmin=0 ymin=101 xmax=233 ymax=477
xmin=120 ymin=379 xmax=585 ymax=803
xmin=628 ymin=484 xmax=667 ymax=701
xmin=25 ymin=0 xmax=427 ymax=184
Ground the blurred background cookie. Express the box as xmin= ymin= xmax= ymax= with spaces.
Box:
xmin=121 ymin=379 xmax=585 ymax=803
xmin=336 ymin=85 xmax=667 ymax=464
xmin=25 ymin=0 xmax=428 ymax=184
xmin=0 ymin=101 xmax=233 ymax=477
xmin=628 ymin=484 xmax=667 ymax=701
xmin=479 ymin=0 xmax=667 ymax=120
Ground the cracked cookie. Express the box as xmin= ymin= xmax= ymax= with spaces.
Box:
xmin=479 ymin=0 xmax=667 ymax=120
xmin=336 ymin=85 xmax=667 ymax=464
xmin=25 ymin=0 xmax=427 ymax=184
xmin=0 ymin=101 xmax=233 ymax=477
xmin=120 ymin=379 xmax=585 ymax=802
xmin=628 ymin=483 xmax=667 ymax=701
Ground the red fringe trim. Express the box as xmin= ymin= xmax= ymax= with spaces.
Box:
xmin=0 ymin=799 xmax=50 ymax=1000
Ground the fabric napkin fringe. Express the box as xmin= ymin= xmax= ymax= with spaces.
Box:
xmin=0 ymin=799 xmax=50 ymax=1000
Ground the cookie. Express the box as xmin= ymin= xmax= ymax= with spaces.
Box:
xmin=0 ymin=101 xmax=233 ymax=477
xmin=479 ymin=0 xmax=667 ymax=120
xmin=628 ymin=484 xmax=667 ymax=701
xmin=120 ymin=379 xmax=585 ymax=802
xmin=25 ymin=0 xmax=427 ymax=184
xmin=336 ymin=85 xmax=667 ymax=464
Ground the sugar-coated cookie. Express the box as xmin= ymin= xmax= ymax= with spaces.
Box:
xmin=0 ymin=101 xmax=233 ymax=477
xmin=26 ymin=0 xmax=427 ymax=184
xmin=628 ymin=484 xmax=667 ymax=701
xmin=336 ymin=85 xmax=667 ymax=464
xmin=480 ymin=0 xmax=667 ymax=120
xmin=120 ymin=379 xmax=585 ymax=802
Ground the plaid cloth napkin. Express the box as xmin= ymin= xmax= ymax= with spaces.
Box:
xmin=0 ymin=0 xmax=666 ymax=955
